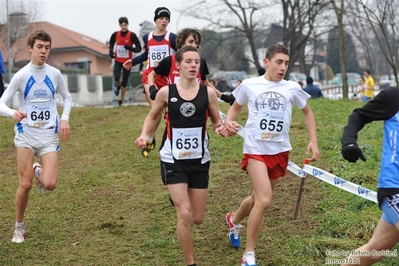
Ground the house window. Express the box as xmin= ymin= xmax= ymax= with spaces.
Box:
xmin=64 ymin=61 xmax=91 ymax=74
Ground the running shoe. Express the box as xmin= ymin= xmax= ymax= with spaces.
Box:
xmin=118 ymin=100 xmax=123 ymax=106
xmin=150 ymin=138 xmax=156 ymax=150
xmin=241 ymin=252 xmax=256 ymax=266
xmin=33 ymin=162 xmax=46 ymax=194
xmin=11 ymin=226 xmax=25 ymax=243
xmin=226 ymin=212 xmax=242 ymax=249
xmin=141 ymin=141 xmax=153 ymax=158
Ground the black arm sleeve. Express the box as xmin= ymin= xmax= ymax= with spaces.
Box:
xmin=109 ymin=32 xmax=117 ymax=53
xmin=341 ymin=87 xmax=399 ymax=146
xmin=153 ymin=56 xmax=172 ymax=77
xmin=200 ymin=58 xmax=210 ymax=81
xmin=129 ymin=32 xmax=142 ymax=53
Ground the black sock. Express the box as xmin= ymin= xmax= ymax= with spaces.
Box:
xmin=188 ymin=264 xmax=196 ymax=266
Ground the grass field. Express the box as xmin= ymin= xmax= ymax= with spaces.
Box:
xmin=1 ymin=99 xmax=398 ymax=266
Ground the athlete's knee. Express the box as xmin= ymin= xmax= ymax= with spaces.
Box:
xmin=176 ymin=207 xmax=191 ymax=223
xmin=18 ymin=178 xmax=33 ymax=192
xmin=255 ymin=197 xmax=272 ymax=212
xmin=42 ymin=177 xmax=57 ymax=191
xmin=191 ymin=213 xmax=205 ymax=225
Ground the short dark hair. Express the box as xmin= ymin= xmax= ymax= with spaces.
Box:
xmin=306 ymin=76 xmax=314 ymax=85
xmin=265 ymin=44 xmax=289 ymax=60
xmin=119 ymin=17 xmax=129 ymax=25
xmin=365 ymin=69 xmax=371 ymax=75
xmin=27 ymin=30 xmax=51 ymax=48
xmin=175 ymin=46 xmax=198 ymax=64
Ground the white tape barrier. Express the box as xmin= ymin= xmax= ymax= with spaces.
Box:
xmin=287 ymin=160 xmax=306 ymax=178
xmin=302 ymin=164 xmax=377 ymax=203
xmin=218 ymin=110 xmax=377 ymax=203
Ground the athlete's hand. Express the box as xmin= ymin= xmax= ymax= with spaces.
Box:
xmin=124 ymin=45 xmax=132 ymax=51
xmin=134 ymin=136 xmax=146 ymax=149
xmin=123 ymin=59 xmax=132 ymax=70
xmin=13 ymin=110 xmax=27 ymax=122
xmin=305 ymin=141 xmax=320 ymax=162
xmin=109 ymin=51 xmax=115 ymax=59
xmin=149 ymin=85 xmax=158 ymax=100
xmin=59 ymin=120 xmax=71 ymax=141
xmin=224 ymin=120 xmax=240 ymax=136
xmin=341 ymin=143 xmax=366 ymax=163
xmin=215 ymin=125 xmax=228 ymax=137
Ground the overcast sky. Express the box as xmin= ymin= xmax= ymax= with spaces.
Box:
xmin=39 ymin=0 xmax=210 ymax=43
xmin=44 ymin=0 xmax=211 ymax=43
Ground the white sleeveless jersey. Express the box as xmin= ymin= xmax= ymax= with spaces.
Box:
xmin=0 ymin=63 xmax=72 ymax=135
xmin=233 ymin=76 xmax=310 ymax=155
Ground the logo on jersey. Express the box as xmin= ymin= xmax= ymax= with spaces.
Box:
xmin=33 ymin=89 xmax=48 ymax=98
xmin=255 ymin=91 xmax=287 ymax=112
xmin=180 ymin=102 xmax=196 ymax=117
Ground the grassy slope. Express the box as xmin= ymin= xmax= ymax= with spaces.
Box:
xmin=0 ymin=99 xmax=398 ymax=266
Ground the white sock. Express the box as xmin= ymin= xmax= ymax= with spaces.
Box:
xmin=245 ymin=251 xmax=255 ymax=257
xmin=15 ymin=221 xmax=24 ymax=228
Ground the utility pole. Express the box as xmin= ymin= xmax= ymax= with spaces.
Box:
xmin=6 ymin=0 xmax=12 ymax=82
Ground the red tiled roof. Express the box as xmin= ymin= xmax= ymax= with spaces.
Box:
xmin=0 ymin=21 xmax=109 ymax=63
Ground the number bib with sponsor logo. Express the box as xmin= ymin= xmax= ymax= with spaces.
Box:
xmin=149 ymin=45 xmax=169 ymax=67
xmin=254 ymin=110 xmax=285 ymax=142
xmin=116 ymin=45 xmax=129 ymax=58
xmin=27 ymin=98 xmax=56 ymax=129
xmin=172 ymin=127 xmax=202 ymax=160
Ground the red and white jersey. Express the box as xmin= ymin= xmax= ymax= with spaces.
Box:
xmin=114 ymin=31 xmax=133 ymax=63
xmin=146 ymin=31 xmax=174 ymax=69
xmin=167 ymin=54 xmax=201 ymax=85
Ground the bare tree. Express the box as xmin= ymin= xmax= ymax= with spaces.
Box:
xmin=0 ymin=0 xmax=43 ymax=24
xmin=356 ymin=0 xmax=399 ymax=86
xmin=280 ymin=0 xmax=329 ymax=77
xmin=0 ymin=0 xmax=44 ymax=77
xmin=184 ymin=0 xmax=273 ymax=70
xmin=330 ymin=0 xmax=349 ymax=98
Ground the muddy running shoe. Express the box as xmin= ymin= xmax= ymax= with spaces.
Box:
xmin=241 ymin=252 xmax=256 ymax=266
xmin=11 ymin=226 xmax=25 ymax=243
xmin=33 ymin=162 xmax=46 ymax=194
xmin=226 ymin=212 xmax=242 ymax=249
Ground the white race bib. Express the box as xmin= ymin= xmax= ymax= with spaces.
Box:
xmin=254 ymin=110 xmax=285 ymax=142
xmin=149 ymin=45 xmax=169 ymax=67
xmin=172 ymin=127 xmax=202 ymax=160
xmin=116 ymin=45 xmax=129 ymax=58
xmin=27 ymin=98 xmax=56 ymax=129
